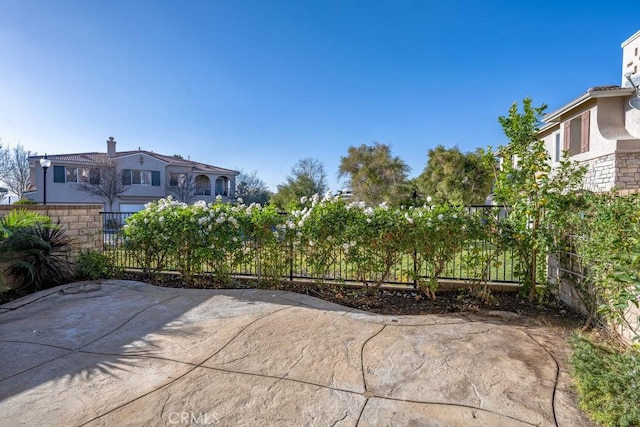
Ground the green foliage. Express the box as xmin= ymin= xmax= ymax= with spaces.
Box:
xmin=492 ymin=98 xmax=586 ymax=301
xmin=122 ymin=197 xmax=248 ymax=282
xmin=271 ymin=158 xmax=327 ymax=210
xmin=0 ymin=209 xmax=51 ymax=238
xmin=570 ymin=333 xmax=640 ymax=426
xmin=244 ymin=203 xmax=291 ymax=284
xmin=338 ymin=142 xmax=410 ymax=206
xmin=74 ymin=249 xmax=121 ymax=280
xmin=414 ymin=145 xmax=494 ymax=205
xmin=13 ymin=198 xmax=37 ymax=205
xmin=1 ymin=221 xmax=71 ymax=290
xmin=122 ymin=194 xmax=490 ymax=298
xmin=563 ymin=192 xmax=640 ymax=332
xmin=403 ymin=203 xmax=478 ymax=298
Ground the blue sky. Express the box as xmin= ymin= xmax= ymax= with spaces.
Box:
xmin=0 ymin=1 xmax=638 ymax=192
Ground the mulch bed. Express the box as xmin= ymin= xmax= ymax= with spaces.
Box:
xmin=0 ymin=271 xmax=586 ymax=329
xmin=123 ymin=271 xmax=587 ymax=328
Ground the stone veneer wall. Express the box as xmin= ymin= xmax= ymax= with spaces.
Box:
xmin=582 ymin=153 xmax=615 ymax=192
xmin=614 ymin=151 xmax=640 ymax=190
xmin=0 ymin=204 xmax=103 ymax=257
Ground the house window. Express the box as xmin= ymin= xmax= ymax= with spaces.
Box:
xmin=562 ymin=111 xmax=590 ymax=156
xmin=55 ymin=167 xmax=99 ymax=184
xmin=169 ymin=173 xmax=187 ymax=187
xmin=195 ymin=175 xmax=211 ymax=195
xmin=554 ymin=132 xmax=561 ymax=162
xmin=122 ymin=169 xmax=161 ymax=186
xmin=215 ymin=176 xmax=229 ymax=197
xmin=133 ymin=170 xmax=152 ymax=185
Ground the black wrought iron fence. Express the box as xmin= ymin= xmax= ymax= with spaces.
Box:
xmin=101 ymin=206 xmax=518 ymax=286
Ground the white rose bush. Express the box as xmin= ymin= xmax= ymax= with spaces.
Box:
xmin=121 ymin=194 xmax=494 ymax=296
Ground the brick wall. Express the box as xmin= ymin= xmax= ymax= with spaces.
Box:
xmin=0 ymin=204 xmax=103 ymax=256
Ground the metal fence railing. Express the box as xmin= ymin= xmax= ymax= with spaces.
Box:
xmin=101 ymin=206 xmax=518 ymax=286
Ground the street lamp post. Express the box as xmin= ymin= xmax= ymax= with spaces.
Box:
xmin=40 ymin=155 xmax=51 ymax=205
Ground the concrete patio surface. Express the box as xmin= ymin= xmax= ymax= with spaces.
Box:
xmin=0 ymin=280 xmax=593 ymax=426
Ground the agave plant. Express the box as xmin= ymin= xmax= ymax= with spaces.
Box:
xmin=0 ymin=211 xmax=71 ymax=291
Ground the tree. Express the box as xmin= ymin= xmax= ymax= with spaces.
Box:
xmin=0 ymin=144 xmax=33 ymax=199
xmin=414 ymin=145 xmax=494 ymax=205
xmin=492 ymin=98 xmax=586 ymax=301
xmin=166 ymin=168 xmax=197 ymax=204
xmin=235 ymin=169 xmax=271 ymax=205
xmin=338 ymin=143 xmax=409 ymax=206
xmin=271 ymin=158 xmax=328 ymax=209
xmin=77 ymin=160 xmax=126 ymax=211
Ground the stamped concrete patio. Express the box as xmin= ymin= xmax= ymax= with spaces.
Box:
xmin=0 ymin=280 xmax=593 ymax=426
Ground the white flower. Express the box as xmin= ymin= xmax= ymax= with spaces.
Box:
xmin=216 ymin=195 xmax=222 ymax=201
xmin=198 ymin=217 xmax=208 ymax=225
xmin=216 ymin=216 xmax=226 ymax=224
xmin=404 ymin=212 xmax=414 ymax=224
xmin=237 ymin=197 xmax=243 ymax=204
xmin=143 ymin=218 xmax=149 ymax=224
xmin=228 ymin=217 xmax=238 ymax=227
xmin=308 ymin=240 xmax=315 ymax=247
xmin=194 ymin=200 xmax=207 ymax=208
xmin=426 ymin=196 xmax=432 ymax=203
xmin=342 ymin=242 xmax=350 ymax=251
xmin=350 ymin=240 xmax=356 ymax=247
xmin=300 ymin=196 xmax=308 ymax=204
xmin=158 ymin=216 xmax=164 ymax=223
xmin=364 ymin=207 xmax=374 ymax=216
xmin=366 ymin=218 xmax=372 ymax=223
xmin=437 ymin=214 xmax=444 ymax=220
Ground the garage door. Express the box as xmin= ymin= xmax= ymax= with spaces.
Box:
xmin=119 ymin=203 xmax=147 ymax=213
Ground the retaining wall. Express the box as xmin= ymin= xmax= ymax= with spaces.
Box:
xmin=0 ymin=204 xmax=103 ymax=256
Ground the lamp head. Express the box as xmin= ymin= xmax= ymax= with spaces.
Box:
xmin=39 ymin=155 xmax=51 ymax=169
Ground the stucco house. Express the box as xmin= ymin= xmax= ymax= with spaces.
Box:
xmin=25 ymin=138 xmax=239 ymax=211
xmin=538 ymin=30 xmax=640 ymax=192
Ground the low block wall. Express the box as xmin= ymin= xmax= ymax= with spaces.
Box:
xmin=548 ymin=254 xmax=639 ymax=345
xmin=0 ymin=204 xmax=103 ymax=256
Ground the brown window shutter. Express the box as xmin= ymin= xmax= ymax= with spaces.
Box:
xmin=581 ymin=111 xmax=590 ymax=153
xmin=562 ymin=122 xmax=570 ymax=152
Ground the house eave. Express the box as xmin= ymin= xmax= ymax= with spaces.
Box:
xmin=543 ymin=87 xmax=635 ymax=125
xmin=544 ymin=93 xmax=592 ymax=124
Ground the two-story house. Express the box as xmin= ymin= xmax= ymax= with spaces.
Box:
xmin=538 ymin=30 xmax=640 ymax=192
xmin=25 ymin=137 xmax=239 ymax=211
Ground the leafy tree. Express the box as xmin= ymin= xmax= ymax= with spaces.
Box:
xmin=77 ymin=160 xmax=126 ymax=211
xmin=236 ymin=169 xmax=271 ymax=205
xmin=338 ymin=143 xmax=409 ymax=206
xmin=492 ymin=98 xmax=586 ymax=301
xmin=414 ymin=145 xmax=494 ymax=205
xmin=271 ymin=158 xmax=327 ymax=209
xmin=0 ymin=144 xmax=33 ymax=199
